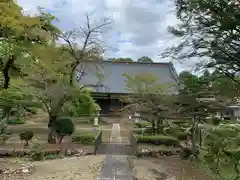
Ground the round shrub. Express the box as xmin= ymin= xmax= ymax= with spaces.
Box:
xmin=54 ymin=118 xmax=75 ymax=143
xmin=7 ymin=118 xmax=25 ymax=125
xmin=19 ymin=131 xmax=34 ymax=146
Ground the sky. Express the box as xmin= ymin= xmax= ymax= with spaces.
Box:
xmin=17 ymin=0 xmax=193 ymax=73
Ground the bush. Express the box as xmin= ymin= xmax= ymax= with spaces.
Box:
xmin=136 ymin=135 xmax=180 ymax=147
xmin=29 ymin=142 xmax=44 ymax=161
xmin=7 ymin=118 xmax=25 ymax=125
xmin=212 ymin=118 xmax=221 ymax=125
xmin=19 ymin=131 xmax=34 ymax=146
xmin=174 ymin=131 xmax=189 ymax=140
xmin=0 ymin=132 xmax=11 ymax=144
xmin=72 ymin=134 xmax=95 ymax=145
xmin=134 ymin=122 xmax=149 ymax=128
xmin=54 ymin=118 xmax=75 ymax=143
xmin=180 ymin=147 xmax=193 ymax=159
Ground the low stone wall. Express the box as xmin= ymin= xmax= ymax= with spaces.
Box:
xmin=137 ymin=147 xmax=181 ymax=157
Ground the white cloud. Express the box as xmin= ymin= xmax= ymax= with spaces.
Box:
xmin=17 ymin=0 xmax=187 ymax=73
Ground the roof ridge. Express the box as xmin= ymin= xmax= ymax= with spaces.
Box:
xmin=81 ymin=59 xmax=172 ymax=65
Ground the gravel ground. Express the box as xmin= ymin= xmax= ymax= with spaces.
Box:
xmin=2 ymin=155 xmax=105 ymax=180
xmin=128 ymin=156 xmax=214 ymax=180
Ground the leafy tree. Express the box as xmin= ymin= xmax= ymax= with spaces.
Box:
xmin=137 ymin=56 xmax=153 ymax=63
xmin=176 ymin=71 xmax=227 ymax=155
xmin=0 ymin=1 xmax=59 ymax=89
xmin=18 ymin=44 xmax=97 ymax=143
xmin=204 ymin=124 xmax=240 ymax=179
xmin=162 ymin=0 xmax=240 ymax=83
xmin=122 ymin=73 xmax=175 ymax=134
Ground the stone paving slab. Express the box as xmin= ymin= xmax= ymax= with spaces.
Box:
xmin=98 ymin=155 xmax=132 ymax=180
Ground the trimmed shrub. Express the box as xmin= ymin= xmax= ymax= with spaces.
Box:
xmin=54 ymin=118 xmax=75 ymax=143
xmin=72 ymin=134 xmax=95 ymax=145
xmin=132 ymin=129 xmax=142 ymax=135
xmin=19 ymin=131 xmax=34 ymax=146
xmin=212 ymin=118 xmax=221 ymax=125
xmin=134 ymin=122 xmax=149 ymax=128
xmin=29 ymin=142 xmax=44 ymax=161
xmin=174 ymin=131 xmax=189 ymax=140
xmin=136 ymin=135 xmax=180 ymax=147
xmin=7 ymin=118 xmax=25 ymax=125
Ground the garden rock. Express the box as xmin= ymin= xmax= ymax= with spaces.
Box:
xmin=1 ymin=163 xmax=35 ymax=177
xmin=0 ymin=149 xmax=9 ymax=157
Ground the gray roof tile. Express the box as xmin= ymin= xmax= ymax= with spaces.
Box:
xmin=77 ymin=61 xmax=179 ymax=93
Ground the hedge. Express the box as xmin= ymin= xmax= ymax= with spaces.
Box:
xmin=136 ymin=135 xmax=180 ymax=147
xmin=7 ymin=118 xmax=25 ymax=125
xmin=134 ymin=122 xmax=149 ymax=128
xmin=72 ymin=134 xmax=95 ymax=145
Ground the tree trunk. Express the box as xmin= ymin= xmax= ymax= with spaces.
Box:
xmin=191 ymin=116 xmax=198 ymax=155
xmin=3 ymin=55 xmax=15 ymax=89
xmin=152 ymin=120 xmax=155 ymax=135
xmin=157 ymin=119 xmax=164 ymax=134
xmin=48 ymin=114 xmax=57 ymax=144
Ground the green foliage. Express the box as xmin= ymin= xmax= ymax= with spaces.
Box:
xmin=0 ymin=132 xmax=11 ymax=144
xmin=19 ymin=131 xmax=34 ymax=146
xmin=72 ymin=134 xmax=95 ymax=145
xmin=63 ymin=89 xmax=97 ymax=117
xmin=164 ymin=127 xmax=189 ymax=140
xmin=136 ymin=135 xmax=180 ymax=147
xmin=7 ymin=118 xmax=25 ymax=125
xmin=203 ymin=124 xmax=240 ymax=177
xmin=29 ymin=142 xmax=44 ymax=161
xmin=180 ymin=147 xmax=193 ymax=159
xmin=137 ymin=56 xmax=153 ymax=63
xmin=0 ymin=87 xmax=39 ymax=117
xmin=134 ymin=122 xmax=149 ymax=128
xmin=54 ymin=118 xmax=74 ymax=143
xmin=163 ymin=0 xmax=240 ymax=82
xmin=211 ymin=118 xmax=222 ymax=126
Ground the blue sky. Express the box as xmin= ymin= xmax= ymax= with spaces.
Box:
xmin=17 ymin=0 xmax=195 ymax=73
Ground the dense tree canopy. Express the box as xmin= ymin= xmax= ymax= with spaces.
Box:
xmin=163 ymin=0 xmax=240 ymax=82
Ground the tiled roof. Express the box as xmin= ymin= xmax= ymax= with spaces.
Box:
xmin=77 ymin=60 xmax=180 ymax=94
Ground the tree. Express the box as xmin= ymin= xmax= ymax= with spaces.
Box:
xmin=176 ymin=71 xmax=227 ymax=155
xmin=204 ymin=124 xmax=240 ymax=179
xmin=18 ymin=44 xmax=97 ymax=143
xmin=122 ymin=73 xmax=174 ymax=134
xmin=60 ymin=14 xmax=113 ymax=85
xmin=137 ymin=56 xmax=153 ymax=63
xmin=0 ymin=1 xmax=59 ymax=90
xmin=162 ymin=0 xmax=240 ymax=83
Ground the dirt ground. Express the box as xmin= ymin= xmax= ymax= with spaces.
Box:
xmin=1 ymin=155 xmax=105 ymax=180
xmin=128 ymin=156 xmax=215 ymax=180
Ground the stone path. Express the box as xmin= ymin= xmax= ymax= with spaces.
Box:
xmin=110 ymin=123 xmax=121 ymax=143
xmin=97 ymin=124 xmax=133 ymax=180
